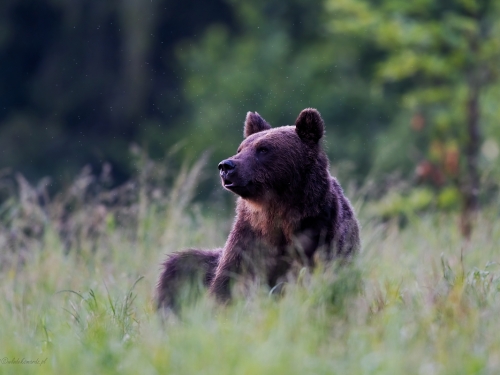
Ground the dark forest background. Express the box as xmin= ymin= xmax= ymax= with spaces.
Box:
xmin=1 ymin=0 xmax=499 ymax=228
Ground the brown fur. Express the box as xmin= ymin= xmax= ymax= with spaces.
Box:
xmin=156 ymin=108 xmax=360 ymax=309
xmin=156 ymin=249 xmax=221 ymax=311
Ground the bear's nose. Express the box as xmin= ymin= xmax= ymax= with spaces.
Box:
xmin=218 ymin=159 xmax=236 ymax=173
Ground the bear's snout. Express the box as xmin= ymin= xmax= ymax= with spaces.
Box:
xmin=218 ymin=159 xmax=237 ymax=188
xmin=218 ymin=159 xmax=236 ymax=173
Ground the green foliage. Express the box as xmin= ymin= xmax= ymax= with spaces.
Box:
xmin=367 ymin=187 xmax=434 ymax=220
xmin=2 ymin=0 xmax=499 ymax=205
xmin=0 ymin=0 xmax=233 ymax=183
xmin=171 ymin=0 xmax=394 ymax=180
xmin=1 ymin=159 xmax=500 ymax=374
xmin=328 ymin=0 xmax=500 ymax=203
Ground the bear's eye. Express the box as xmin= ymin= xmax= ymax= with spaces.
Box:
xmin=257 ymin=146 xmax=269 ymax=154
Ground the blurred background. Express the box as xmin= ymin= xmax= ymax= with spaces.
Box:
xmin=1 ymin=0 xmax=499 ymax=233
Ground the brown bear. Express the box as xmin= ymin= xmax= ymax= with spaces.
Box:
xmin=157 ymin=108 xmax=360 ymax=310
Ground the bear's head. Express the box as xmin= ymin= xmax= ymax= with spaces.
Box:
xmin=218 ymin=108 xmax=329 ymax=204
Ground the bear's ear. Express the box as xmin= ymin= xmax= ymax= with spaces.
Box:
xmin=244 ymin=111 xmax=271 ymax=138
xmin=295 ymin=108 xmax=325 ymax=143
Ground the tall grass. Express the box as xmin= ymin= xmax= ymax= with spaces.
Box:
xmin=0 ymin=156 xmax=499 ymax=375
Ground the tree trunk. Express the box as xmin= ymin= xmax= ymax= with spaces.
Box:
xmin=460 ymin=82 xmax=480 ymax=239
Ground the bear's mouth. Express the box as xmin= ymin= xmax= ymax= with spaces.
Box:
xmin=222 ymin=178 xmax=252 ymax=197
xmin=222 ymin=177 xmax=235 ymax=188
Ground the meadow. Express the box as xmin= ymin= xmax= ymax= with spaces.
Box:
xmin=0 ymin=159 xmax=499 ymax=375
